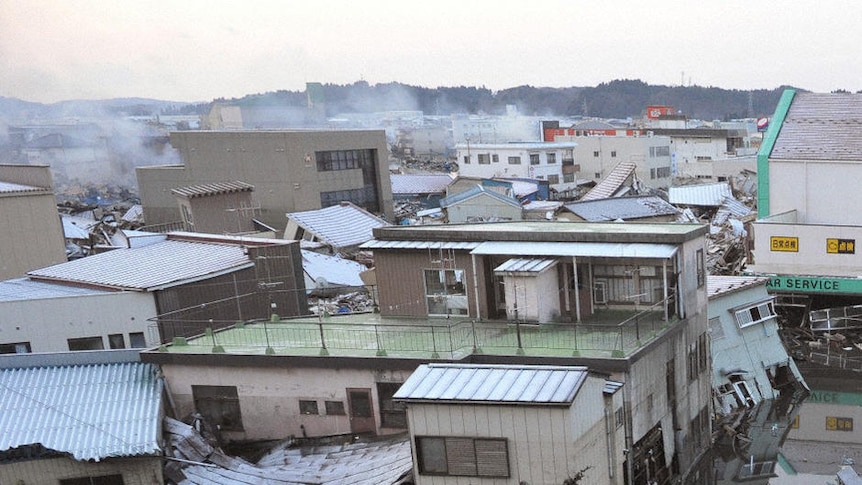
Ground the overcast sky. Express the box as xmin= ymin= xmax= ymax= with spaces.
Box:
xmin=2 ymin=0 xmax=860 ymax=104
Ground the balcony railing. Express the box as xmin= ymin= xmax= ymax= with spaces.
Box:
xmin=152 ymin=296 xmax=678 ymax=359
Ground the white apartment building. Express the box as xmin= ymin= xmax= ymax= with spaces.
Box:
xmin=454 ymin=141 xmax=579 ymax=193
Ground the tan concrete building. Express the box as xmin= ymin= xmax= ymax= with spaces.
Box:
xmin=0 ymin=164 xmax=67 ymax=281
xmin=136 ymin=130 xmax=395 ymax=231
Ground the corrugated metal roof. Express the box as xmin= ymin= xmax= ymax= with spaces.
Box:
xmin=603 ymin=380 xmax=623 ymax=395
xmin=394 ymin=363 xmax=588 ymax=405
xmin=0 ymin=277 xmax=114 ymax=301
xmin=0 ymin=362 xmax=162 ymax=461
xmin=564 ymin=195 xmax=680 ymax=222
xmin=171 ymin=181 xmax=254 ymax=198
xmin=440 ymin=184 xmax=521 ymax=209
xmin=61 ymin=214 xmax=97 ymax=240
xmin=494 ymin=258 xmax=557 ymax=273
xmin=707 ymin=275 xmax=769 ymax=299
xmin=287 ymin=203 xmax=390 ymax=249
xmin=668 ymin=182 xmax=733 ymax=207
xmin=0 ymin=181 xmax=47 ymax=194
xmin=771 ymin=92 xmax=862 ymax=161
xmin=471 ymin=241 xmax=678 ymax=258
xmin=390 ymin=174 xmax=452 ymax=195
xmin=581 ymin=161 xmax=637 ymax=201
xmin=360 ymin=240 xmax=481 ymax=250
xmin=28 ymin=239 xmax=253 ymax=291
xmin=302 ymin=250 xmax=366 ymax=288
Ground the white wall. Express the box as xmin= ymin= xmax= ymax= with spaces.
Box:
xmin=0 ymin=291 xmax=158 ymax=352
xmin=768 ymin=158 xmax=862 ymax=225
xmin=751 ymin=220 xmax=862 ymax=277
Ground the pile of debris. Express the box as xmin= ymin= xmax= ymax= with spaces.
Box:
xmin=308 ymin=291 xmax=377 ymax=315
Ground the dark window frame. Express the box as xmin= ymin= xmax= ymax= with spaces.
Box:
xmin=416 ymin=436 xmax=509 ymax=477
xmin=192 ymin=385 xmax=244 ymax=431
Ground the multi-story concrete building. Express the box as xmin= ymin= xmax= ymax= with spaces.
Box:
xmin=136 ymin=130 xmax=395 ymax=230
xmin=454 ymin=141 xmax=580 ymax=194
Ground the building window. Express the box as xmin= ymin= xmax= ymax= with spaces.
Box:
xmin=594 ymin=172 xmax=602 ymax=179
xmin=655 ymin=146 xmax=670 ymax=157
xmin=108 ymin=334 xmax=125 ymax=349
xmin=299 ymin=400 xmax=319 ymax=415
xmin=696 ymin=249 xmax=705 ymax=287
xmin=425 ymin=269 xmax=468 ymax=316
xmin=611 ymin=150 xmax=617 ymax=158
xmin=0 ymin=342 xmax=31 ymax=354
xmin=655 ymin=166 xmax=671 ymax=178
xmin=615 ymin=407 xmax=624 ymax=428
xmin=708 ymin=316 xmax=725 ymax=340
xmin=320 ymin=187 xmax=379 ymax=213
xmin=325 ymin=400 xmax=345 ymax=415
xmin=315 ymin=149 xmax=374 ymax=172
xmin=377 ymin=382 xmax=407 ymax=428
xmin=478 ymin=154 xmax=491 ymax=164
xmin=593 ymin=151 xmax=600 ymax=157
xmin=547 ymin=174 xmax=560 ymax=185
xmin=60 ymin=475 xmax=125 ymax=485
xmin=546 ymin=152 xmax=556 ymax=164
xmin=529 ymin=153 xmax=540 ymax=165
xmin=734 ymin=300 xmax=776 ymax=328
xmin=68 ymin=336 xmax=104 ymax=351
xmin=507 ymin=156 xmax=521 ymax=165
xmin=129 ymin=332 xmax=146 ymax=348
xmin=416 ymin=436 xmax=509 ymax=477
xmin=563 ymin=173 xmax=575 ymax=183
xmin=463 ymin=155 xmax=470 ymax=164
xmin=492 ymin=154 xmax=499 ymax=163
xmin=193 ymin=385 xmax=243 ymax=431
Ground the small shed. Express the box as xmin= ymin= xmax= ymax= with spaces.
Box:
xmin=394 ymin=363 xmax=624 ymax=485
xmin=439 ymin=185 xmax=523 ymax=224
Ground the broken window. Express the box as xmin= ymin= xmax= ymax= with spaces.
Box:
xmin=734 ymin=300 xmax=775 ymax=328
xmin=193 ymin=385 xmax=243 ymax=431
xmin=424 ymin=269 xmax=468 ymax=316
xmin=299 ymin=400 xmax=319 ymax=415
xmin=416 ymin=436 xmax=509 ymax=477
xmin=108 ymin=334 xmax=125 ymax=349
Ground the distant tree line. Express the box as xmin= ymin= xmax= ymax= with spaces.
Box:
xmin=184 ymin=79 xmax=804 ymax=121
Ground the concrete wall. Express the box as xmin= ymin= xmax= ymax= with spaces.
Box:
xmin=768 ymin=158 xmax=862 ymax=225
xmin=161 ymin=363 xmax=414 ymax=441
xmin=563 ymin=136 xmax=674 ymax=188
xmin=454 ymin=143 xmax=577 ymax=192
xmin=137 ymin=130 xmax=394 ymax=230
xmin=0 ymin=456 xmax=162 ymax=485
xmin=751 ymin=219 xmax=862 ymax=276
xmin=0 ymin=291 xmax=158 ymax=353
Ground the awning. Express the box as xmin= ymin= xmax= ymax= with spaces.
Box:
xmin=494 ymin=258 xmax=557 ymax=274
xmin=471 ymin=241 xmax=678 ymax=259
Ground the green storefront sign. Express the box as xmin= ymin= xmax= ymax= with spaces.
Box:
xmin=807 ymin=390 xmax=862 ymax=407
xmin=766 ymin=275 xmax=862 ymax=295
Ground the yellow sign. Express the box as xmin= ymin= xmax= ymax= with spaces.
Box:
xmin=770 ymin=236 xmax=798 ymax=252
xmin=826 ymin=416 xmax=853 ymax=431
xmin=827 ymin=238 xmax=855 ymax=254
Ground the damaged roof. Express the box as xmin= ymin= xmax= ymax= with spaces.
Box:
xmin=0 ymin=361 xmax=162 ymax=461
xmin=171 ymin=181 xmax=254 ymax=199
xmin=394 ymin=363 xmax=589 ymax=406
xmin=0 ymin=180 xmax=49 ymax=195
xmin=301 ymin=250 xmax=366 ymax=288
xmin=668 ymin=182 xmax=733 ymax=207
xmin=27 ymin=236 xmax=253 ymax=291
xmin=580 ymin=161 xmax=636 ymax=201
xmin=564 ymin=195 xmax=680 ymax=222
xmin=771 ymin=92 xmax=862 ymax=161
xmin=707 ymin=275 xmax=769 ymax=299
xmin=390 ymin=173 xmax=452 ymax=195
xmin=439 ymin=184 xmax=522 ymax=209
xmin=287 ymin=202 xmax=390 ymax=249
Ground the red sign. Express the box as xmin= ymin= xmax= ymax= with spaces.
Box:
xmin=647 ymin=106 xmax=675 ymax=119
xmin=757 ymin=117 xmax=769 ymax=132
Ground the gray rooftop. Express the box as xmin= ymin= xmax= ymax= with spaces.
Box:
xmin=394 ymin=363 xmax=589 ymax=405
xmin=581 ymin=161 xmax=637 ymax=201
xmin=171 ymin=180 xmax=254 ymax=198
xmin=287 ymin=202 xmax=390 ymax=249
xmin=0 ymin=361 xmax=162 ymax=461
xmin=707 ymin=275 xmax=769 ymax=299
xmin=390 ymin=173 xmax=452 ymax=195
xmin=771 ymin=92 xmax=862 ymax=161
xmin=668 ymin=182 xmax=733 ymax=207
xmin=564 ymin=195 xmax=680 ymax=222
xmin=0 ymin=181 xmax=47 ymax=195
xmin=28 ymin=238 xmax=253 ymax=291
xmin=0 ymin=277 xmax=115 ymax=302
xmin=439 ymin=184 xmax=522 ymax=209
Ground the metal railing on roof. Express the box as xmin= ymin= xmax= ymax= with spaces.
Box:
xmin=153 ymin=295 xmax=678 ymax=359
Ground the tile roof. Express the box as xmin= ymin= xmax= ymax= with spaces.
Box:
xmin=0 ymin=361 xmax=162 ymax=461
xmin=771 ymin=92 xmax=862 ymax=161
xmin=171 ymin=181 xmax=254 ymax=198
xmin=28 ymin=238 xmax=253 ymax=291
xmin=564 ymin=195 xmax=680 ymax=222
xmin=287 ymin=203 xmax=390 ymax=249
xmin=0 ymin=277 xmax=114 ymax=301
xmin=580 ymin=161 xmax=636 ymax=201
xmin=390 ymin=173 xmax=452 ymax=195
xmin=393 ymin=363 xmax=588 ymax=405
xmin=707 ymin=275 xmax=769 ymax=299
xmin=668 ymin=182 xmax=733 ymax=207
